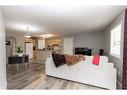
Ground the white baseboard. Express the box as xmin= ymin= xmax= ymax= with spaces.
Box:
xmin=4 ymin=81 xmax=7 ymax=89
xmin=117 ymin=80 xmax=122 ymax=89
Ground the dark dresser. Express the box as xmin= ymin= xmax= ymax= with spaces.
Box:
xmin=8 ymin=55 xmax=29 ymax=72
xmin=8 ymin=55 xmax=29 ymax=64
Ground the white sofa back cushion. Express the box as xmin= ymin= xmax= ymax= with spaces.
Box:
xmin=84 ymin=55 xmax=114 ymax=68
xmin=85 ymin=55 xmax=108 ymax=64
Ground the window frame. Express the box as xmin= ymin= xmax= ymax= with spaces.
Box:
xmin=110 ymin=24 xmax=122 ymax=59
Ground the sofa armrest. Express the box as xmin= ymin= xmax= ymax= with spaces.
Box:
xmin=107 ymin=63 xmax=114 ymax=68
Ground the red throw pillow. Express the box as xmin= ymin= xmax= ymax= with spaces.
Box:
xmin=93 ymin=55 xmax=100 ymax=65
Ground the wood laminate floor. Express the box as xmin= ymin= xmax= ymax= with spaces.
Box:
xmin=7 ymin=61 xmax=105 ymax=90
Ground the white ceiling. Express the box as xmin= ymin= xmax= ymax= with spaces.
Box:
xmin=3 ymin=6 xmax=127 ymax=36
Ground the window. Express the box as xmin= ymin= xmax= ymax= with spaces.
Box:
xmin=110 ymin=24 xmax=121 ymax=58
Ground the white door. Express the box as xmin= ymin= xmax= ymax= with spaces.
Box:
xmin=63 ymin=38 xmax=73 ymax=54
xmin=25 ymin=43 xmax=33 ymax=59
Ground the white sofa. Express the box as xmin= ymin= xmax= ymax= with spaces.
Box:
xmin=45 ymin=55 xmax=117 ymax=89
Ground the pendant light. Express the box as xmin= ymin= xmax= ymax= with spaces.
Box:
xmin=25 ymin=26 xmax=31 ymax=38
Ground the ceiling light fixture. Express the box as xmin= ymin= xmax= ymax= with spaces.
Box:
xmin=39 ymin=34 xmax=54 ymax=38
xmin=25 ymin=27 xmax=31 ymax=38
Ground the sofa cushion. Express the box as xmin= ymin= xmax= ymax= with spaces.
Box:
xmin=52 ymin=53 xmax=66 ymax=67
xmin=84 ymin=55 xmax=108 ymax=66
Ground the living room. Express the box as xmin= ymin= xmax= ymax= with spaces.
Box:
xmin=0 ymin=5 xmax=127 ymax=90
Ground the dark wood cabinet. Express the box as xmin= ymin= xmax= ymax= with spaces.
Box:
xmin=8 ymin=55 xmax=29 ymax=64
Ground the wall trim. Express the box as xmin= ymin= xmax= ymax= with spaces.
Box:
xmin=117 ymin=80 xmax=122 ymax=89
xmin=4 ymin=81 xmax=7 ymax=89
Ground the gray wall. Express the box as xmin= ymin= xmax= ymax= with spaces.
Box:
xmin=6 ymin=31 xmax=25 ymax=48
xmin=104 ymin=12 xmax=125 ymax=87
xmin=63 ymin=31 xmax=104 ymax=54
xmin=0 ymin=7 xmax=6 ymax=89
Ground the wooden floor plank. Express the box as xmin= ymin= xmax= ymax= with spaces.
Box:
xmin=7 ymin=62 xmax=105 ymax=90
